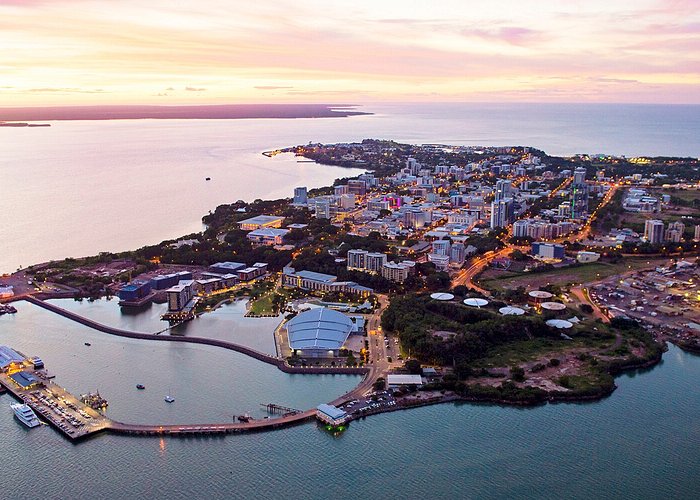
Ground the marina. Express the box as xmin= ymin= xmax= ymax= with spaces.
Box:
xmin=0 ymin=345 xmax=360 ymax=441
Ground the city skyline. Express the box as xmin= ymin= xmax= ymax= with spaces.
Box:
xmin=1 ymin=0 xmax=699 ymax=106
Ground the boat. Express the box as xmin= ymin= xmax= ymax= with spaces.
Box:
xmin=164 ymin=395 xmax=175 ymax=403
xmin=31 ymin=356 xmax=44 ymax=369
xmin=80 ymin=391 xmax=108 ymax=410
xmin=136 ymin=384 xmax=145 ymax=390
xmin=205 ymin=177 xmax=211 ymax=181
xmin=84 ymin=342 xmax=91 ymax=346
xmin=11 ymin=403 xmax=41 ymax=428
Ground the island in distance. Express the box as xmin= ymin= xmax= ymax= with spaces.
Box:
xmin=0 ymin=103 xmax=370 ymax=122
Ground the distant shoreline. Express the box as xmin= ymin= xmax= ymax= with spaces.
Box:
xmin=0 ymin=104 xmax=371 ymax=122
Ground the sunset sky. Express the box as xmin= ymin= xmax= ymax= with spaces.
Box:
xmin=1 ymin=0 xmax=698 ymax=105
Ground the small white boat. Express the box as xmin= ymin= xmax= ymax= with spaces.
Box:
xmin=164 ymin=395 xmax=175 ymax=403
xmin=11 ymin=403 xmax=41 ymax=428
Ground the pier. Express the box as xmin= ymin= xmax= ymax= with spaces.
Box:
xmin=0 ymin=367 xmax=112 ymax=441
xmin=261 ymin=402 xmax=303 ymax=415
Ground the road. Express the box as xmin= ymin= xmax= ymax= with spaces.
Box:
xmin=570 ymin=286 xmax=609 ymax=322
xmin=451 ymin=181 xmax=619 ymax=295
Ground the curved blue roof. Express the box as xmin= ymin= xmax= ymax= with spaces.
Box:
xmin=287 ymin=308 xmax=353 ymax=351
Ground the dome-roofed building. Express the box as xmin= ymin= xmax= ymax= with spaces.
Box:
xmin=286 ymin=308 xmax=354 ymax=358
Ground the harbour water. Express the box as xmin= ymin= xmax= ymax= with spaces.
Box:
xmin=2 ymin=103 xmax=699 ymax=272
xmin=1 ymin=300 xmax=699 ymax=498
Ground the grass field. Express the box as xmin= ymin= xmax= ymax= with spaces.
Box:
xmin=479 ymin=258 xmax=666 ymax=292
xmin=248 ymin=291 xmax=280 ymax=315
xmin=665 ymin=189 xmax=700 ymax=203
xmin=472 ymin=320 xmax=616 ymax=368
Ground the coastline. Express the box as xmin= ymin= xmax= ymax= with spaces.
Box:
xmin=0 ymin=103 xmax=371 ymax=121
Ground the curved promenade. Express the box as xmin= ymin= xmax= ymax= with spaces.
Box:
xmin=25 ymin=296 xmax=369 ymax=376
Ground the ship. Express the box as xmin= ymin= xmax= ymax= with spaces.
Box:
xmin=136 ymin=384 xmax=145 ymax=390
xmin=11 ymin=403 xmax=41 ymax=428
xmin=164 ymin=395 xmax=175 ymax=403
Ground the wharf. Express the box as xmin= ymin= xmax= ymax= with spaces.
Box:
xmin=0 ymin=368 xmax=112 ymax=441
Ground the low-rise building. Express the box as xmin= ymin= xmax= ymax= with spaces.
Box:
xmin=387 ymin=374 xmax=424 ymax=388
xmin=246 ymin=227 xmax=289 ymax=246
xmin=381 ymin=261 xmax=416 ymax=283
xmin=208 ymin=262 xmax=246 ymax=274
xmin=577 ymin=251 xmax=601 ymax=263
xmin=531 ymin=242 xmax=565 ymax=260
xmin=316 ymin=404 xmax=349 ymax=427
xmin=166 ymin=280 xmax=194 ymax=312
xmin=282 ymin=267 xmax=373 ymax=297
xmin=237 ymin=263 xmax=268 ymax=281
xmin=238 ymin=215 xmax=285 ymax=231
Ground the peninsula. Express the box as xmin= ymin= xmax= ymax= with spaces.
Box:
xmin=0 ymin=104 xmax=369 ymax=122
xmin=2 ymin=139 xmax=700 ymax=439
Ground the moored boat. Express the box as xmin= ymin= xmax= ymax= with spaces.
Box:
xmin=11 ymin=403 xmax=41 ymax=428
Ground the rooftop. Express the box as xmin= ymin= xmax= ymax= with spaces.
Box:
xmin=286 ymin=308 xmax=354 ymax=350
xmin=387 ymin=374 xmax=424 ymax=385
xmin=317 ymin=404 xmax=347 ymax=420
xmin=238 ymin=215 xmax=284 ymax=226
xmin=10 ymin=371 xmax=38 ymax=388
xmin=0 ymin=345 xmax=24 ymax=369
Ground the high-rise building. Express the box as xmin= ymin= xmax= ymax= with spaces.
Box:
xmin=494 ymin=179 xmax=513 ymax=201
xmin=403 ymin=209 xmax=429 ymax=229
xmin=334 ymin=185 xmax=349 ymax=196
xmin=558 ymin=202 xmax=571 ymax=218
xmin=490 ymin=198 xmax=514 ymax=229
xmin=338 ymin=193 xmax=356 ymax=210
xmin=665 ymin=221 xmax=685 ymax=243
xmin=346 ymin=249 xmax=368 ymax=270
xmin=431 ymin=239 xmax=451 ymax=256
xmin=513 ymin=220 xmax=530 ymax=238
xmin=570 ymin=168 xmax=589 ymax=218
xmin=644 ymin=219 xmax=664 ymax=244
xmin=365 ymin=253 xmax=387 ymax=273
xmin=381 ymin=261 xmax=416 ymax=283
xmin=406 ymin=157 xmax=420 ymax=175
xmin=450 ymin=243 xmax=467 ymax=264
xmin=347 ymin=179 xmax=366 ymax=196
xmin=293 ymin=186 xmax=308 ymax=205
xmin=315 ymin=200 xmax=331 ymax=219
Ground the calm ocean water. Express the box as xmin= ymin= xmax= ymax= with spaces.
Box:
xmin=1 ymin=103 xmax=699 ymax=272
xmin=0 ymin=300 xmax=699 ymax=499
